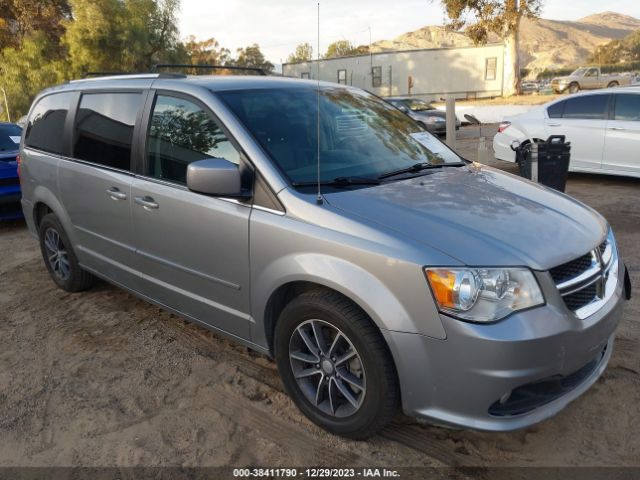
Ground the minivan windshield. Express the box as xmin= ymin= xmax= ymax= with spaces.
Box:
xmin=0 ymin=124 xmax=21 ymax=152
xmin=217 ymin=87 xmax=461 ymax=185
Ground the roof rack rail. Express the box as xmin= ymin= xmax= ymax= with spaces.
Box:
xmin=151 ymin=64 xmax=267 ymax=76
xmin=84 ymin=71 xmax=135 ymax=78
xmin=73 ymin=72 xmax=186 ymax=82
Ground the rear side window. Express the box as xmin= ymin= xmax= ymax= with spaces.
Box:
xmin=73 ymin=92 xmax=142 ymax=171
xmin=613 ymin=94 xmax=640 ymax=121
xmin=547 ymin=101 xmax=565 ymax=119
xmin=146 ymin=95 xmax=240 ymax=184
xmin=562 ymin=95 xmax=609 ymax=120
xmin=24 ymin=92 xmax=73 ymax=155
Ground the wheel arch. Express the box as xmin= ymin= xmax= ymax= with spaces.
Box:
xmin=252 ymin=252 xmax=434 ymax=354
xmin=262 ymin=279 xmax=403 ymax=408
xmin=30 ymin=186 xmax=77 ymax=244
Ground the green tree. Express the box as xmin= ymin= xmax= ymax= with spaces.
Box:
xmin=0 ymin=31 xmax=67 ymax=120
xmin=232 ymin=43 xmax=273 ymax=73
xmin=0 ymin=0 xmax=71 ymax=49
xmin=589 ymin=29 xmax=640 ymax=64
xmin=184 ymin=36 xmax=231 ymax=66
xmin=63 ymin=0 xmax=183 ymax=75
xmin=440 ymin=0 xmax=543 ymax=96
xmin=324 ymin=40 xmax=354 ymax=59
xmin=287 ymin=42 xmax=313 ymax=63
xmin=142 ymin=0 xmax=184 ymax=67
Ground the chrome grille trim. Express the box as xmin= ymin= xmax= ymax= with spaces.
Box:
xmin=551 ymin=232 xmax=618 ymax=319
xmin=555 ymin=250 xmax=601 ymax=291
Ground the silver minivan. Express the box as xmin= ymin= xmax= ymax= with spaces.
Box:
xmin=19 ymin=74 xmax=631 ymax=439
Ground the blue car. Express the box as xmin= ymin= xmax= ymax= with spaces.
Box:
xmin=0 ymin=122 xmax=23 ymax=220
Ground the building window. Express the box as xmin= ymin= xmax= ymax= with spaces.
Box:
xmin=372 ymin=66 xmax=382 ymax=87
xmin=337 ymin=69 xmax=347 ymax=85
xmin=301 ymin=72 xmax=310 ymax=79
xmin=485 ymin=57 xmax=497 ymax=81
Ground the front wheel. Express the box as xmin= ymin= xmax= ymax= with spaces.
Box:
xmin=568 ymin=83 xmax=580 ymax=94
xmin=275 ymin=290 xmax=399 ymax=439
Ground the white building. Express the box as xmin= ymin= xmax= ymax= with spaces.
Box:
xmin=282 ymin=43 xmax=507 ymax=101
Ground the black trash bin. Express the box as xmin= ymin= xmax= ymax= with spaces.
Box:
xmin=514 ymin=135 xmax=571 ymax=192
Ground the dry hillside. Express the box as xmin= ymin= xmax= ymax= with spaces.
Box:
xmin=371 ymin=11 xmax=640 ymax=77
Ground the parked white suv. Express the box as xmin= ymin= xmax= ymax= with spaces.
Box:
xmin=494 ymin=88 xmax=640 ymax=178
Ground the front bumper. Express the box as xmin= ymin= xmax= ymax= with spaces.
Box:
xmin=383 ymin=261 xmax=625 ymax=431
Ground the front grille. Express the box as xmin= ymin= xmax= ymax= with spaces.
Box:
xmin=598 ymin=239 xmax=607 ymax=256
xmin=563 ymin=282 xmax=597 ymax=310
xmin=550 ymin=237 xmax=610 ymax=316
xmin=549 ymin=252 xmax=593 ymax=284
xmin=0 ymin=177 xmax=19 ymax=187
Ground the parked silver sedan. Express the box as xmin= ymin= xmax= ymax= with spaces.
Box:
xmin=386 ymin=96 xmax=461 ymax=134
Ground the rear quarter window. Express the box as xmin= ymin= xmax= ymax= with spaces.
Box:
xmin=24 ymin=92 xmax=74 ymax=155
xmin=547 ymin=101 xmax=565 ymax=119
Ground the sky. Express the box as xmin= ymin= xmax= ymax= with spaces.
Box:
xmin=178 ymin=0 xmax=640 ymax=69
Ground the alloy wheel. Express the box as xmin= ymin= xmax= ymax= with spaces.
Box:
xmin=289 ymin=319 xmax=366 ymax=418
xmin=43 ymin=228 xmax=71 ymax=281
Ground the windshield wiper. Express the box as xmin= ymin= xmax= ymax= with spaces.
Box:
xmin=378 ymin=161 xmax=465 ymax=180
xmin=292 ymin=176 xmax=381 ymax=187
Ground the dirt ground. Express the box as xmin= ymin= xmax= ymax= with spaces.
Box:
xmin=1 ymin=128 xmax=639 ymax=471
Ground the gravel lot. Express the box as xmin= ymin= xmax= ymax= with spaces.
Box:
xmin=1 ymin=128 xmax=638 ymax=471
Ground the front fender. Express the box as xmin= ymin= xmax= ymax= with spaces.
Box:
xmin=251 ymin=252 xmax=446 ymax=348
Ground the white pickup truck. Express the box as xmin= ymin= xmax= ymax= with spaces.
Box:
xmin=551 ymin=67 xmax=631 ymax=94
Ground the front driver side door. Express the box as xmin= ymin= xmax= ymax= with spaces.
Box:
xmin=131 ymin=92 xmax=252 ymax=339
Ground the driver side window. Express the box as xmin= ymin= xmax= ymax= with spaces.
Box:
xmin=146 ymin=95 xmax=240 ymax=184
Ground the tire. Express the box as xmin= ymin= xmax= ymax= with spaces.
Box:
xmin=607 ymin=81 xmax=619 ymax=88
xmin=568 ymin=83 xmax=580 ymax=94
xmin=38 ymin=213 xmax=95 ymax=292
xmin=274 ymin=289 xmax=399 ymax=439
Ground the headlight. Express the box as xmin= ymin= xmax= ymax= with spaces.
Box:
xmin=425 ymin=267 xmax=544 ymax=323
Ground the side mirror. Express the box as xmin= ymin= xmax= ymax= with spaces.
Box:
xmin=397 ymin=104 xmax=409 ymax=113
xmin=186 ymin=158 xmax=244 ymax=197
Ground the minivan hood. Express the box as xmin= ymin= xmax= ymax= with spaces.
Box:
xmin=323 ymin=164 xmax=606 ymax=270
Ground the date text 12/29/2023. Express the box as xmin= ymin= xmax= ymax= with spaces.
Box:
xmin=233 ymin=468 xmax=400 ymax=478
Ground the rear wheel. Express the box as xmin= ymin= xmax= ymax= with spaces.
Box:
xmin=38 ymin=213 xmax=95 ymax=292
xmin=568 ymin=83 xmax=580 ymax=94
xmin=274 ymin=289 xmax=399 ymax=439
xmin=607 ymin=81 xmax=619 ymax=88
